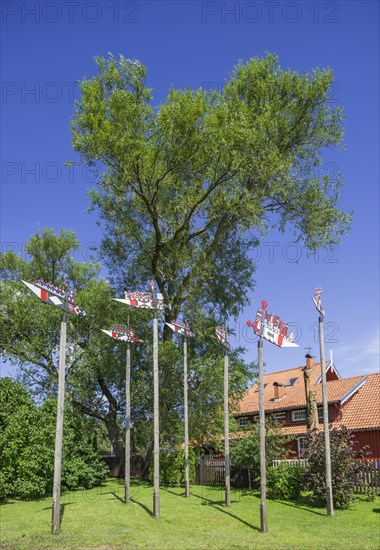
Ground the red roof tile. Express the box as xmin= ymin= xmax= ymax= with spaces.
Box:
xmin=235 ymin=362 xmax=380 ymax=434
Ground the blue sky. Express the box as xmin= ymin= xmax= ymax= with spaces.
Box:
xmin=1 ymin=1 xmax=379 ymax=379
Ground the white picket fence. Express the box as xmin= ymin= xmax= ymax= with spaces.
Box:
xmin=271 ymin=458 xmax=380 ymax=492
xmin=272 ymin=459 xmax=307 ymax=467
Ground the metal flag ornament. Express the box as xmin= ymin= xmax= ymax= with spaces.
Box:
xmin=165 ymin=319 xmax=195 ymax=338
xmin=21 ymin=278 xmax=86 ymax=534
xmin=21 ymin=279 xmax=86 ymax=316
xmin=247 ymin=300 xmax=298 ymax=348
xmin=113 ymin=281 xmax=163 ymax=517
xmin=312 ymin=287 xmax=334 ymax=516
xmin=101 ymin=322 xmax=142 ymax=504
xmin=101 ymin=325 xmax=143 ymax=343
xmin=165 ymin=318 xmax=194 ymax=498
xmin=215 ymin=326 xmax=230 ymax=347
xmin=114 ymin=282 xmax=164 ymax=310
xmin=247 ymin=300 xmax=298 ymax=533
xmin=215 ymin=325 xmax=231 ymax=507
xmin=313 ymin=287 xmax=325 ymax=317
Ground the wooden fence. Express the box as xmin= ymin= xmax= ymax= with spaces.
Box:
xmin=196 ymin=458 xmax=380 ymax=492
xmin=196 ymin=459 xmax=258 ymax=489
xmin=196 ymin=459 xmax=225 ymax=486
xmin=353 ymin=459 xmax=380 ymax=493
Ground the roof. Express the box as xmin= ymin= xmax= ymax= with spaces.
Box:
xmin=333 ymin=372 xmax=380 ymax=431
xmin=236 ymin=361 xmax=380 ymax=434
xmin=237 ymin=361 xmax=340 ymax=414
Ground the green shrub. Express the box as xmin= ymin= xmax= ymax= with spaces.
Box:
xmin=149 ymin=447 xmax=196 ymax=486
xmin=0 ymin=378 xmax=108 ymax=501
xmin=304 ymin=427 xmax=369 ymax=509
xmin=267 ymin=463 xmax=304 ymax=500
xmin=231 ymin=417 xmax=290 ymax=475
xmin=363 ymin=483 xmax=380 ymax=502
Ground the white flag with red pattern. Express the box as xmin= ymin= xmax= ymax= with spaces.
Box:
xmin=215 ymin=326 xmax=229 ymax=347
xmin=101 ymin=326 xmax=143 ymax=343
xmin=165 ymin=320 xmax=194 ymax=337
xmin=21 ymin=280 xmax=86 ymax=317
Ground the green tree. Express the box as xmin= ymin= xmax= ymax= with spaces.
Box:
xmin=230 ymin=418 xmax=289 ymax=488
xmin=0 ymin=378 xmax=107 ymax=500
xmin=71 ymin=53 xmax=351 ymax=325
xmin=1 ymin=229 xmax=253 ymax=467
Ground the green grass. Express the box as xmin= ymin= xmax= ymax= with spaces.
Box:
xmin=1 ymin=480 xmax=379 ymax=549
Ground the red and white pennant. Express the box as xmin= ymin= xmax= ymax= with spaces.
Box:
xmin=21 ymin=280 xmax=86 ymax=317
xmin=215 ymin=326 xmax=229 ymax=347
xmin=165 ymin=320 xmax=194 ymax=337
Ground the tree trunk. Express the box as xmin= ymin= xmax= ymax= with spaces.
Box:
xmin=105 ymin=414 xmax=125 ymax=476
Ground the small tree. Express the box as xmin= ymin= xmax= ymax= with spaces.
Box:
xmin=148 ymin=447 xmax=196 ymax=487
xmin=304 ymin=426 xmax=369 ymax=508
xmin=230 ymin=418 xmax=289 ymax=488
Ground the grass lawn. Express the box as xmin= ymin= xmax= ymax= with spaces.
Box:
xmin=1 ymin=479 xmax=379 ymax=550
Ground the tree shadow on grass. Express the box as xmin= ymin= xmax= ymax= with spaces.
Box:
xmin=41 ymin=502 xmax=73 ymax=514
xmin=130 ymin=498 xmax=152 ymax=517
xmin=273 ymin=498 xmax=326 ymax=517
xmin=112 ymin=492 xmax=125 ymax=504
xmin=191 ymin=493 xmax=260 ymax=531
xmin=161 ymin=486 xmax=185 ymax=498
xmin=41 ymin=502 xmax=73 ymax=527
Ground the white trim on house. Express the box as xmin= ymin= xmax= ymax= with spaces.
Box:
xmin=292 ymin=409 xmax=307 ymax=421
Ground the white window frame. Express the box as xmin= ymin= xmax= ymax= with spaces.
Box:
xmin=273 ymin=411 xmax=287 ymax=420
xmin=237 ymin=416 xmax=250 ymax=428
xmin=291 ymin=409 xmax=307 ymax=421
xmin=297 ymin=437 xmax=308 ymax=457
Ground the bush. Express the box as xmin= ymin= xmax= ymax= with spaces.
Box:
xmin=149 ymin=447 xmax=196 ymax=486
xmin=0 ymin=378 xmax=108 ymax=500
xmin=230 ymin=417 xmax=290 ymax=476
xmin=267 ymin=463 xmax=304 ymax=501
xmin=304 ymin=427 xmax=368 ymax=509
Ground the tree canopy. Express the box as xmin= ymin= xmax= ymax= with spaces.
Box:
xmin=71 ymin=53 xmax=351 ymax=321
xmin=1 ymin=53 xmax=352 ymax=471
xmin=0 ymin=229 xmax=252 ymax=463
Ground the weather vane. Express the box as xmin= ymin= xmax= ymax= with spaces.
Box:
xmin=247 ymin=300 xmax=297 ymax=348
xmin=21 ymin=279 xmax=86 ymax=316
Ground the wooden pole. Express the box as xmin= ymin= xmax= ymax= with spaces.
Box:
xmin=52 ymin=313 xmax=67 ymax=534
xmin=319 ymin=315 xmax=334 ymax=516
xmin=258 ymin=339 xmax=268 ymax=532
xmin=183 ymin=336 xmax=190 ymax=497
xmin=125 ymin=340 xmax=131 ymax=504
xmin=224 ymin=348 xmax=231 ymax=507
xmin=152 ymin=311 xmax=160 ymax=517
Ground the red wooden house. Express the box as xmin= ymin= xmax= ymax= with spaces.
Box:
xmin=235 ymin=355 xmax=380 ymax=458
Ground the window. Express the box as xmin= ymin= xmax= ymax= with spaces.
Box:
xmin=318 ymin=407 xmax=324 ymax=420
xmin=253 ymin=414 xmax=260 ymax=421
xmin=238 ymin=417 xmax=250 ymax=428
xmin=297 ymin=437 xmax=308 ymax=457
xmin=292 ymin=409 xmax=307 ymax=421
xmin=273 ymin=411 xmax=287 ymax=420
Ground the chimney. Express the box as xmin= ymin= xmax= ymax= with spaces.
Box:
xmin=273 ymin=382 xmax=286 ymax=400
xmin=305 ymin=354 xmax=316 ymax=370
